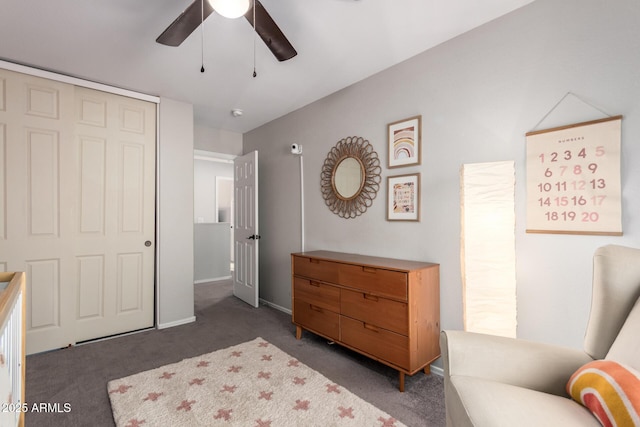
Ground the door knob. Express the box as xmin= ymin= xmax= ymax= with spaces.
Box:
xmin=247 ymin=234 xmax=261 ymax=240
xmin=145 ymin=240 xmax=152 ymax=247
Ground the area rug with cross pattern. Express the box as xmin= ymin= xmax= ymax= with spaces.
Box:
xmin=108 ymin=337 xmax=406 ymax=426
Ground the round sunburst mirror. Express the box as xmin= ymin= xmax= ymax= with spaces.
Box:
xmin=321 ymin=136 xmax=381 ymax=219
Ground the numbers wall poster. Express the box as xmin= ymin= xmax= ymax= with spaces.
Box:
xmin=525 ymin=116 xmax=622 ymax=235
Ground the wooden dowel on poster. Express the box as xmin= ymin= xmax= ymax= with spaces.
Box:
xmin=526 ymin=115 xmax=623 ymax=137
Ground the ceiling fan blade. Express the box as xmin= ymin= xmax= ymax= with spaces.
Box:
xmin=156 ymin=0 xmax=214 ymax=47
xmin=245 ymin=0 xmax=297 ymax=62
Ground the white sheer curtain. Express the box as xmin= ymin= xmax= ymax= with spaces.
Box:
xmin=460 ymin=161 xmax=517 ymax=338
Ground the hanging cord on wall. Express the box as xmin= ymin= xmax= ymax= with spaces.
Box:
xmin=531 ymin=92 xmax=612 ymax=131
xmin=200 ymin=0 xmax=205 ymax=73
xmin=252 ymin=0 xmax=257 ymax=78
xmin=300 ymin=154 xmax=305 ymax=251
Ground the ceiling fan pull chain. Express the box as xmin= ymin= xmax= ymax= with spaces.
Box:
xmin=252 ymin=0 xmax=257 ymax=78
xmin=200 ymin=0 xmax=206 ymax=72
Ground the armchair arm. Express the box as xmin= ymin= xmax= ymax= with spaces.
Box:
xmin=441 ymin=330 xmax=594 ymax=396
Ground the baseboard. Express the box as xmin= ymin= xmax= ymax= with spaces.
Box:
xmin=194 ymin=276 xmax=231 ymax=284
xmin=430 ymin=364 xmax=444 ymax=377
xmin=157 ymin=316 xmax=197 ymax=329
xmin=259 ymin=298 xmax=292 ymax=315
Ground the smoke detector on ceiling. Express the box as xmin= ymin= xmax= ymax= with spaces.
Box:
xmin=231 ymin=108 xmax=243 ymax=117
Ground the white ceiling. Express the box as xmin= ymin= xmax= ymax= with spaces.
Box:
xmin=0 ymin=0 xmax=534 ymax=133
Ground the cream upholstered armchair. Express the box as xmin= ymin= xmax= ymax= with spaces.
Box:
xmin=440 ymin=244 xmax=640 ymax=427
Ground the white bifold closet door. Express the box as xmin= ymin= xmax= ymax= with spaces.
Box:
xmin=0 ymin=68 xmax=156 ymax=354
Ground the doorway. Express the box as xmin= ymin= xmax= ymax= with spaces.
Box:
xmin=193 ymin=150 xmax=235 ymax=283
xmin=216 ymin=176 xmax=234 ymax=271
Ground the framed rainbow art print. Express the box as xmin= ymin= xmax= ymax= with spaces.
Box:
xmin=387 ymin=115 xmax=421 ymax=168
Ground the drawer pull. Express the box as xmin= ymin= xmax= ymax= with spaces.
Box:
xmin=363 ymin=323 xmax=380 ymax=333
xmin=363 ymin=293 xmax=379 ymax=302
xmin=309 ymin=258 xmax=320 ymax=264
xmin=362 ymin=266 xmax=377 ymax=274
xmin=309 ymin=281 xmax=321 ymax=287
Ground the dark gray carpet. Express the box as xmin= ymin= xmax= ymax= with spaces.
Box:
xmin=25 ymin=279 xmax=445 ymax=426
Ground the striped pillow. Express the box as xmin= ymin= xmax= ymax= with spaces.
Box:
xmin=566 ymin=360 xmax=640 ymax=427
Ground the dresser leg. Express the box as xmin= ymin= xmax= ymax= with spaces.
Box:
xmin=424 ymin=365 xmax=431 ymax=375
xmin=295 ymin=325 xmax=302 ymax=340
xmin=398 ymin=371 xmax=405 ymax=392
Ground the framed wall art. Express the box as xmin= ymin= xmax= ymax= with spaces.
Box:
xmin=525 ymin=115 xmax=622 ymax=235
xmin=387 ymin=115 xmax=421 ymax=168
xmin=387 ymin=173 xmax=420 ymax=221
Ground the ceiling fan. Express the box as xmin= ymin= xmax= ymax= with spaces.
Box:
xmin=156 ymin=0 xmax=297 ymax=62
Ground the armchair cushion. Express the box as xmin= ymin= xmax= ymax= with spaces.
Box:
xmin=450 ymin=375 xmax=600 ymax=427
xmin=606 ymin=296 xmax=640 ymax=371
xmin=442 ymin=330 xmax=593 ymax=396
xmin=566 ymin=360 xmax=640 ymax=427
xmin=584 ymin=245 xmax=640 ymax=359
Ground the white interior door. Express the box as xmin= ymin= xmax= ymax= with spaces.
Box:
xmin=72 ymin=86 xmax=156 ymax=343
xmin=1 ymin=69 xmax=76 ymax=352
xmin=233 ymin=151 xmax=259 ymax=307
xmin=0 ymin=68 xmax=156 ymax=354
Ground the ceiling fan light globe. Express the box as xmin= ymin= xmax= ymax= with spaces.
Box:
xmin=209 ymin=0 xmax=251 ymax=19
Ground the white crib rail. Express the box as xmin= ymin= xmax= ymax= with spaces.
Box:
xmin=0 ymin=272 xmax=25 ymax=427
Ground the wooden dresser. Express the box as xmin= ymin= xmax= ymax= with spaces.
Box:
xmin=291 ymin=250 xmax=440 ymax=391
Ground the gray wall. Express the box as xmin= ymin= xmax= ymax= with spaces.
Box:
xmin=244 ymin=0 xmax=640 ymax=356
xmin=157 ymin=98 xmax=195 ymax=328
xmin=194 ymin=159 xmax=234 ymax=223
xmin=194 ymin=223 xmax=231 ymax=282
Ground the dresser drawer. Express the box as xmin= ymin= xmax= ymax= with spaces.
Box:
xmin=340 ymin=289 xmax=408 ymax=336
xmin=341 ymin=316 xmax=409 ymax=369
xmin=293 ymin=300 xmax=340 ymax=340
xmin=339 ymin=264 xmax=407 ymax=300
xmin=293 ymin=256 xmax=340 ymax=284
xmin=293 ymin=277 xmax=340 ymax=312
